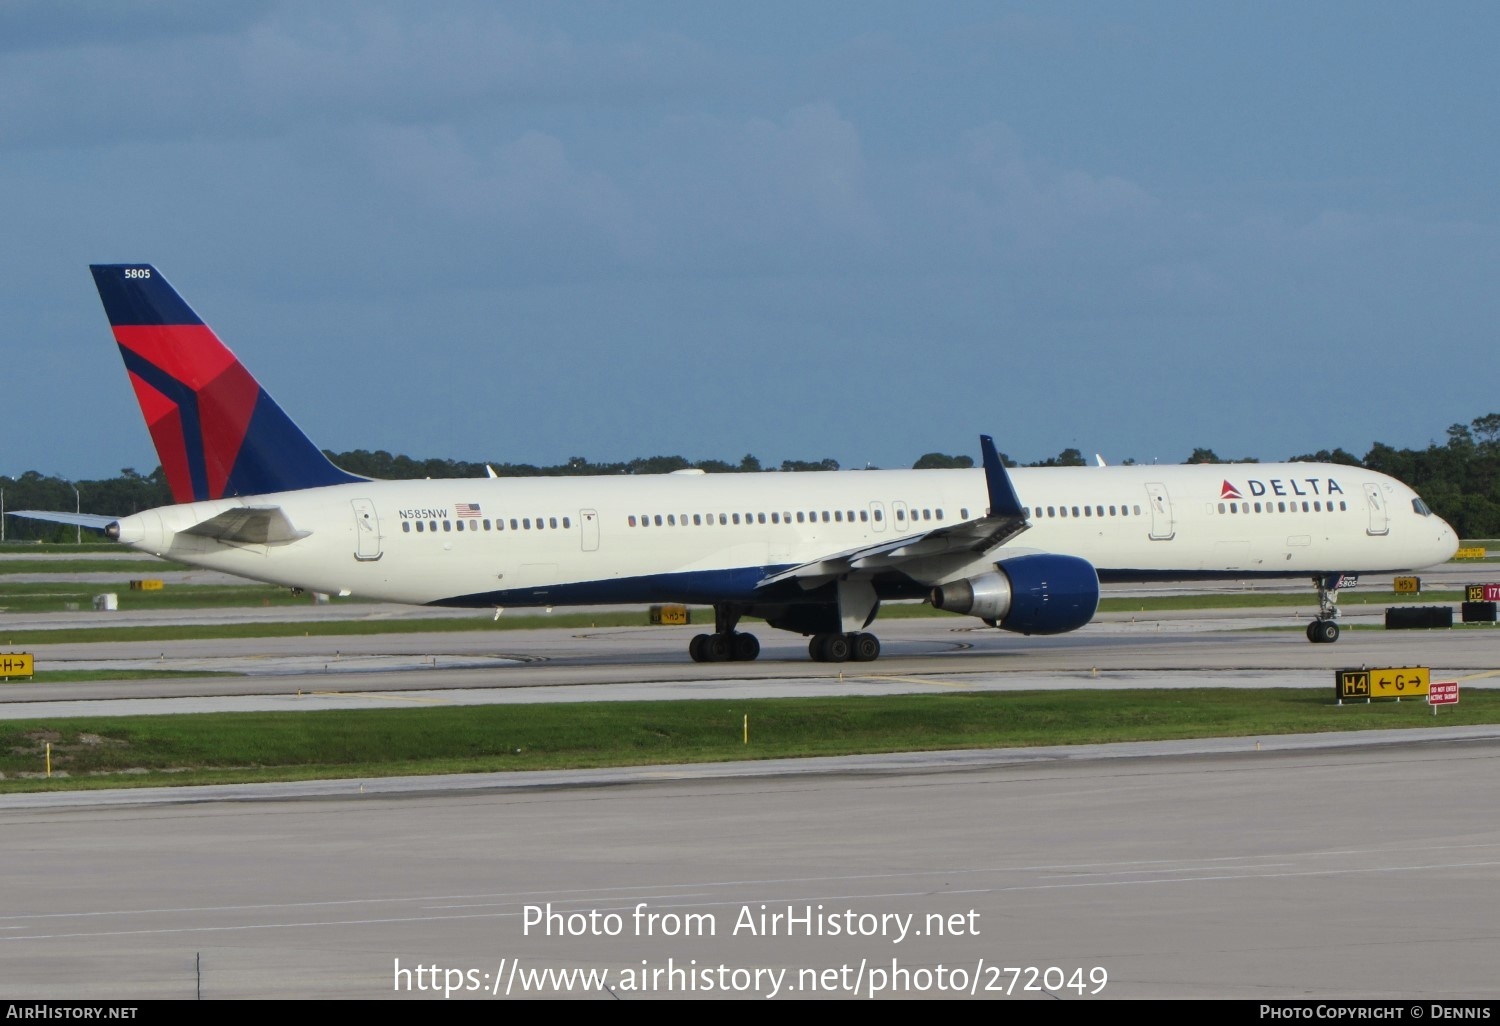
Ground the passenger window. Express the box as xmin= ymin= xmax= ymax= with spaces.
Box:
xmin=443 ymin=520 xmax=452 ymax=532
xmin=935 ymin=509 xmax=943 ymax=521
xmin=758 ymin=513 xmax=767 ymax=524
xmin=403 ymin=522 xmax=411 ymax=533
xmin=415 ymin=521 xmax=424 ymax=533
xmin=874 ymin=510 xmax=883 ymax=522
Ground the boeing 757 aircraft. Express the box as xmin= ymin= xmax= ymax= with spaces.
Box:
xmin=11 ymin=265 xmax=1459 ymax=662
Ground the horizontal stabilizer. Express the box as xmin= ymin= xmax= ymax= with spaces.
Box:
xmin=180 ymin=506 xmax=309 ymax=545
xmin=7 ymin=510 xmax=120 ymax=531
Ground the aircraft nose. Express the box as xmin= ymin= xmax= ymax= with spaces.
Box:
xmin=1435 ymin=517 xmax=1460 ymax=563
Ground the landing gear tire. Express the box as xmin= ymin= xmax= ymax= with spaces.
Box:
xmin=1308 ymin=619 xmax=1340 ymax=644
xmin=731 ymin=632 xmax=760 ymax=661
xmin=850 ymin=632 xmax=880 ymax=662
xmin=691 ymin=631 xmax=758 ymax=662
xmin=824 ymin=634 xmax=851 ymax=662
xmin=810 ymin=633 xmax=851 ymax=663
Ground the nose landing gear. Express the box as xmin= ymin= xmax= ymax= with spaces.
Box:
xmin=1307 ymin=573 xmax=1350 ymax=643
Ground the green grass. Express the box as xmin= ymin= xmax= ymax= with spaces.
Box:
xmin=1 ymin=670 xmax=238 ymax=683
xmin=3 ymin=688 xmax=1494 ymax=793
xmin=0 ymin=559 xmax=190 ymax=575
xmin=0 ymin=582 xmax=345 ymax=613
xmin=0 ymin=609 xmax=668 ymax=646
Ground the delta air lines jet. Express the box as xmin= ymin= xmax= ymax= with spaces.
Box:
xmin=12 ymin=265 xmax=1459 ymax=661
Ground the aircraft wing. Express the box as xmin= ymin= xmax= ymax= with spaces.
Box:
xmin=7 ymin=510 xmax=120 ymax=531
xmin=180 ymin=506 xmax=309 ymax=545
xmin=758 ymin=435 xmax=1029 ymax=589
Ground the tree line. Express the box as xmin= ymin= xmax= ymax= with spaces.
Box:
xmin=7 ymin=414 xmax=1500 ymax=541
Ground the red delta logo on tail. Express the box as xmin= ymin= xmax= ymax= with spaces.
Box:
xmin=90 ymin=265 xmax=362 ymax=502
xmin=116 ymin=322 xmax=262 ymax=504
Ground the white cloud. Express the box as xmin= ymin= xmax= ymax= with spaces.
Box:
xmin=927 ymin=121 xmax=1158 ymax=251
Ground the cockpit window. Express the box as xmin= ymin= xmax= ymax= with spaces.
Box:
xmin=1412 ymin=498 xmax=1432 ymax=516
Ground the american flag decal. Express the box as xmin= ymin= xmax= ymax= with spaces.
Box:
xmin=456 ymin=503 xmax=482 ymax=517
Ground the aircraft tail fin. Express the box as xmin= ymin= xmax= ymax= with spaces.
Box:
xmin=89 ymin=264 xmax=363 ymax=503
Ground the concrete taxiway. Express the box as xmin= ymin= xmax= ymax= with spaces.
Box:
xmin=2 ymin=728 xmax=1498 ymax=1000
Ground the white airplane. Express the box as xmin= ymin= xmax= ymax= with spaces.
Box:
xmin=12 ymin=265 xmax=1459 ymax=661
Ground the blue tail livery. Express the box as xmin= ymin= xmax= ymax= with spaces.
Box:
xmin=89 ymin=264 xmax=362 ymax=502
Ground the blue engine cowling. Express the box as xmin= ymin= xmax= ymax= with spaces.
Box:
xmin=929 ymin=553 xmax=1099 ymax=635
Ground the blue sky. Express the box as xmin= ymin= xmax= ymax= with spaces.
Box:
xmin=2 ymin=1 xmax=1496 ymax=479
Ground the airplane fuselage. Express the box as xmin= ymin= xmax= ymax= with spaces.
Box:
xmin=40 ymin=263 xmax=1459 ymax=661
xmin=111 ymin=461 xmax=1457 ymax=609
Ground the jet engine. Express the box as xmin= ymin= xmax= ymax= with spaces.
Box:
xmin=929 ymin=553 xmax=1099 ymax=635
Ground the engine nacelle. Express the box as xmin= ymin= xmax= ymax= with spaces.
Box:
xmin=929 ymin=553 xmax=1099 ymax=635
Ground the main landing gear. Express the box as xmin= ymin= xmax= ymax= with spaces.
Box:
xmin=808 ymin=632 xmax=880 ymax=663
xmin=1306 ymin=574 xmax=1344 ymax=643
xmin=688 ymin=604 xmax=761 ymax=663
xmin=688 ymin=631 xmax=760 ymax=662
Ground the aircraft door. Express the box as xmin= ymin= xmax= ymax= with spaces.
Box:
xmin=1363 ymin=483 xmax=1389 ymax=536
xmin=351 ymin=498 xmax=382 ymax=561
xmin=1145 ymin=483 xmax=1175 ymax=540
xmin=869 ymin=502 xmax=887 ymax=533
xmin=580 ymin=509 xmax=600 ymax=551
xmin=893 ymin=501 xmax=910 ymax=533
